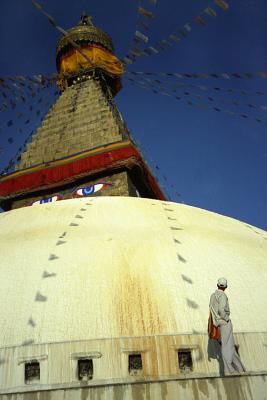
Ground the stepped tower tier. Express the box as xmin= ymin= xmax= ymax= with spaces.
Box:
xmin=0 ymin=14 xmax=164 ymax=210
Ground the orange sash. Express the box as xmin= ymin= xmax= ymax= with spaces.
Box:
xmin=208 ymin=311 xmax=220 ymax=340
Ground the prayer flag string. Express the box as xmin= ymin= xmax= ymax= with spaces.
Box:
xmin=125 ymin=76 xmax=264 ymax=123
xmin=125 ymin=71 xmax=267 ymax=97
xmin=123 ymin=0 xmax=230 ymax=65
xmin=123 ymin=0 xmax=158 ymax=65
xmin=124 ymin=74 xmax=267 ymax=113
xmin=32 ymin=0 xmax=94 ymax=66
xmin=0 ymin=81 xmax=59 ymax=176
xmin=0 ymin=74 xmax=55 ymax=113
xmin=126 ymin=70 xmax=267 ymax=81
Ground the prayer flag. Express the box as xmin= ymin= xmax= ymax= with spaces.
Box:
xmin=174 ymin=73 xmax=183 ymax=78
xmin=130 ymin=48 xmax=142 ymax=57
xmin=123 ymin=57 xmax=133 ymax=64
xmin=155 ymin=42 xmax=165 ymax=51
xmin=256 ymin=72 xmax=267 ymax=78
xmin=214 ymin=0 xmax=229 ymax=11
xmin=197 ymin=73 xmax=209 ymax=78
xmin=232 ymin=73 xmax=241 ymax=78
xmin=137 ymin=21 xmax=149 ymax=31
xmin=133 ymin=37 xmax=142 ymax=45
xmin=204 ymin=7 xmax=217 ymax=17
xmin=184 ymin=23 xmax=192 ymax=32
xmin=195 ymin=16 xmax=207 ymax=26
xmin=148 ymin=46 xmax=159 ymax=54
xmin=0 ymin=103 xmax=7 ymax=112
xmin=142 ymin=49 xmax=153 ymax=56
xmin=178 ymin=29 xmax=187 ymax=38
xmin=135 ymin=31 xmax=149 ymax=43
xmin=138 ymin=7 xmax=154 ymax=19
xmin=161 ymin=39 xmax=172 ymax=47
xmin=169 ymin=34 xmax=181 ymax=43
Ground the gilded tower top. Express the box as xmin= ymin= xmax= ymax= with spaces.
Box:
xmin=56 ymin=13 xmax=114 ymax=59
xmin=56 ymin=13 xmax=123 ymax=94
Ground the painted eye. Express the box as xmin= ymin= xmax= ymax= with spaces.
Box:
xmin=31 ymin=195 xmax=62 ymax=205
xmin=75 ymin=186 xmax=95 ymax=197
xmin=74 ymin=183 xmax=109 ymax=197
xmin=93 ymin=183 xmax=105 ymax=193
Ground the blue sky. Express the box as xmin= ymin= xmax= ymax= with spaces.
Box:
xmin=0 ymin=0 xmax=267 ymax=230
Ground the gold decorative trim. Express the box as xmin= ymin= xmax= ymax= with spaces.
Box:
xmin=56 ymin=26 xmax=114 ymax=56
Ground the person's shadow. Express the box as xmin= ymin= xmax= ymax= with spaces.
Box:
xmin=207 ymin=338 xmax=224 ymax=376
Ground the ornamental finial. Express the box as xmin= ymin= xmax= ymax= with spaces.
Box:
xmin=79 ymin=12 xmax=94 ymax=26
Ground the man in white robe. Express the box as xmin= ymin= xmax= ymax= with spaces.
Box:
xmin=209 ymin=278 xmax=245 ymax=375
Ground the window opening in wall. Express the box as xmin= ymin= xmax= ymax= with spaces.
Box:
xmin=78 ymin=359 xmax=93 ymax=381
xmin=25 ymin=361 xmax=40 ymax=384
xmin=128 ymin=353 xmax=143 ymax=375
xmin=178 ymin=349 xmax=193 ymax=373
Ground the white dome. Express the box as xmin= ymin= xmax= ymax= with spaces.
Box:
xmin=0 ymin=196 xmax=266 ymax=348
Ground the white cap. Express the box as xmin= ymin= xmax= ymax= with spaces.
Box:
xmin=217 ymin=277 xmax=227 ymax=288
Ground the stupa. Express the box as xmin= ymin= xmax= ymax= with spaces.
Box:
xmin=0 ymin=14 xmax=266 ymax=400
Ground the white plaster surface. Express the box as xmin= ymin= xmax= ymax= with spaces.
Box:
xmin=0 ymin=197 xmax=266 ymax=347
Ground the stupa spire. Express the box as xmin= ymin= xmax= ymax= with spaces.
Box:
xmin=0 ymin=13 xmax=165 ymax=210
